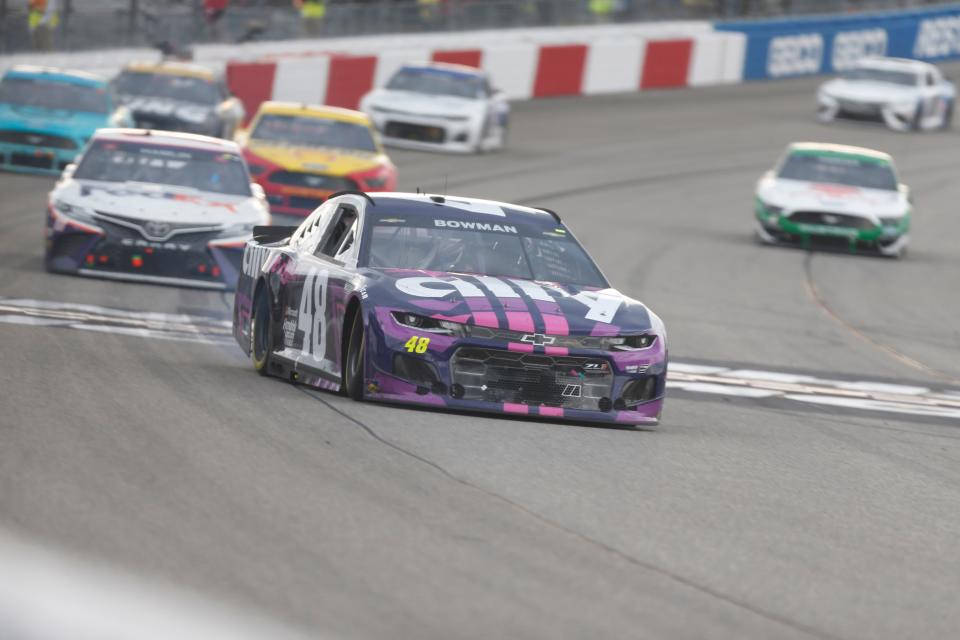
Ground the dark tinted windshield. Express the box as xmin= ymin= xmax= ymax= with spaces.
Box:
xmin=386 ymin=68 xmax=485 ymax=99
xmin=75 ymin=139 xmax=251 ymax=196
xmin=251 ymin=114 xmax=377 ymax=152
xmin=114 ymin=71 xmax=220 ymax=104
xmin=778 ymin=152 xmax=897 ymax=191
xmin=366 ymin=216 xmax=607 ymax=287
xmin=0 ymin=76 xmax=109 ymax=113
xmin=843 ymin=68 xmax=919 ymax=86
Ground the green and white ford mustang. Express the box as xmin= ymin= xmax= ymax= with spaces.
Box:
xmin=754 ymin=142 xmax=910 ymax=257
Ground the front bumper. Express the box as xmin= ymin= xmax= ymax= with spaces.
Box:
xmin=363 ymin=308 xmax=667 ymax=425
xmin=45 ymin=208 xmax=245 ymax=289
xmin=369 ymin=113 xmax=479 ymax=153
xmin=0 ymin=142 xmax=78 ymax=175
xmin=817 ymin=95 xmax=917 ymax=131
xmin=755 ymin=210 xmax=909 ymax=257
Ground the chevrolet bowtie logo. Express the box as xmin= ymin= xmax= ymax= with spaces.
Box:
xmin=520 ymin=333 xmax=555 ymax=346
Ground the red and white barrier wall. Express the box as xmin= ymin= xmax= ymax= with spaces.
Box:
xmin=225 ymin=25 xmax=746 ymax=121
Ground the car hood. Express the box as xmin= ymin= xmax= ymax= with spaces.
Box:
xmin=819 ymin=78 xmax=919 ymax=103
xmin=0 ymin=103 xmax=108 ymax=137
xmin=244 ymin=140 xmax=383 ymax=176
xmin=54 ymin=180 xmax=265 ymax=225
xmin=364 ymin=90 xmax=483 ymax=118
xmin=758 ymin=178 xmax=907 ymax=217
xmin=363 ymin=269 xmax=662 ymax=337
xmin=116 ymin=94 xmax=215 ymax=125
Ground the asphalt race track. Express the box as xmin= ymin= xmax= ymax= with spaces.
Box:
xmin=3 ymin=70 xmax=960 ymax=639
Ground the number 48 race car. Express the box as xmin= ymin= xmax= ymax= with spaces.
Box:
xmin=233 ymin=192 xmax=667 ymax=426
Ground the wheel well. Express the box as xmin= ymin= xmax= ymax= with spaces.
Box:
xmin=341 ymin=297 xmax=363 ymax=364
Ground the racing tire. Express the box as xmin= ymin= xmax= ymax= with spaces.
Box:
xmin=942 ymin=101 xmax=954 ymax=130
xmin=343 ymin=312 xmax=366 ymax=401
xmin=910 ymin=105 xmax=923 ymax=132
xmin=250 ymin=287 xmax=275 ymax=376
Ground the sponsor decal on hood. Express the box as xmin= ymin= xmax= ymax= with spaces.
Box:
xmin=365 ymin=270 xmax=654 ymax=336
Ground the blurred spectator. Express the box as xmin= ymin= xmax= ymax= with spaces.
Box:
xmin=294 ymin=0 xmax=326 ymax=37
xmin=418 ymin=0 xmax=442 ymax=26
xmin=28 ymin=0 xmax=59 ymax=51
xmin=588 ymin=0 xmax=615 ymax=22
xmin=203 ymin=0 xmax=230 ymax=41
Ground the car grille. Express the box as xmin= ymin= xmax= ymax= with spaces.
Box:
xmin=268 ymin=171 xmax=356 ymax=191
xmin=94 ymin=211 xmax=223 ymax=240
xmin=384 ymin=121 xmax=446 ymax=144
xmin=788 ymin=211 xmax=876 ymax=230
xmin=0 ymin=129 xmax=77 ymax=149
xmin=837 ymin=100 xmax=885 ymax=117
xmin=450 ymin=347 xmax=613 ymax=411
xmin=9 ymin=152 xmax=55 ymax=169
xmin=465 ymin=325 xmax=649 ymax=351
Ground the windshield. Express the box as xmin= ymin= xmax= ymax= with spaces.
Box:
xmin=365 ymin=216 xmax=607 ymax=287
xmin=386 ymin=68 xmax=485 ymax=99
xmin=251 ymin=114 xmax=377 ymax=152
xmin=74 ymin=139 xmax=251 ymax=196
xmin=114 ymin=71 xmax=220 ymax=104
xmin=843 ymin=68 xmax=919 ymax=86
xmin=0 ymin=76 xmax=109 ymax=113
xmin=778 ymin=152 xmax=897 ymax=191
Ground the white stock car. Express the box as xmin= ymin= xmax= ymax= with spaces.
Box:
xmin=360 ymin=63 xmax=509 ymax=153
xmin=817 ymin=57 xmax=955 ymax=131
xmin=754 ymin=142 xmax=911 ymax=258
xmin=45 ymin=129 xmax=271 ymax=289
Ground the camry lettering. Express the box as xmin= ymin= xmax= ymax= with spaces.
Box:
xmin=433 ymin=220 xmax=518 ymax=233
xmin=120 ymin=238 xmax=190 ymax=251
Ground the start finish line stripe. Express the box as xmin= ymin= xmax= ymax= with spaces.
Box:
xmin=2 ymin=297 xmax=960 ymax=422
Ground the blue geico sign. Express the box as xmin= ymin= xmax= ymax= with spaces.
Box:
xmin=717 ymin=6 xmax=960 ymax=80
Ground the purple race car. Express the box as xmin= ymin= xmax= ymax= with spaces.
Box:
xmin=233 ymin=191 xmax=667 ymax=426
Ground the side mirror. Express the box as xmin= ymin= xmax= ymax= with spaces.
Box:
xmin=251 ymin=183 xmax=266 ymax=201
xmin=61 ymin=163 xmax=77 ymax=180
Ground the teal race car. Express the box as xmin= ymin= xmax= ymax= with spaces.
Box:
xmin=0 ymin=66 xmax=132 ymax=175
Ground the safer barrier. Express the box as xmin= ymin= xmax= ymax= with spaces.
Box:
xmin=716 ymin=3 xmax=960 ymax=80
xmin=224 ymin=26 xmax=746 ymax=120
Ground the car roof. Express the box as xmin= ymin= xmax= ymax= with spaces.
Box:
xmin=256 ymin=101 xmax=371 ymax=125
xmin=92 ymin=128 xmax=242 ymax=153
xmin=121 ymin=61 xmax=216 ymax=80
xmin=358 ymin=192 xmax=558 ymax=224
xmin=5 ymin=65 xmax=106 ymax=87
xmin=787 ymin=142 xmax=892 ymax=162
xmin=855 ymin=57 xmax=934 ymax=74
xmin=399 ymin=62 xmax=485 ymax=77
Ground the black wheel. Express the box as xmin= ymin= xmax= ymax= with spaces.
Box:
xmin=942 ymin=100 xmax=954 ymax=130
xmin=342 ymin=312 xmax=366 ymax=401
xmin=250 ymin=287 xmax=274 ymax=376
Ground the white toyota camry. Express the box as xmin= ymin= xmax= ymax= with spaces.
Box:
xmin=360 ymin=63 xmax=509 ymax=153
xmin=817 ymin=57 xmax=955 ymax=131
xmin=45 ymin=129 xmax=271 ymax=289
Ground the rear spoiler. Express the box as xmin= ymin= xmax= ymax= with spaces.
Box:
xmin=252 ymin=225 xmax=298 ymax=245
